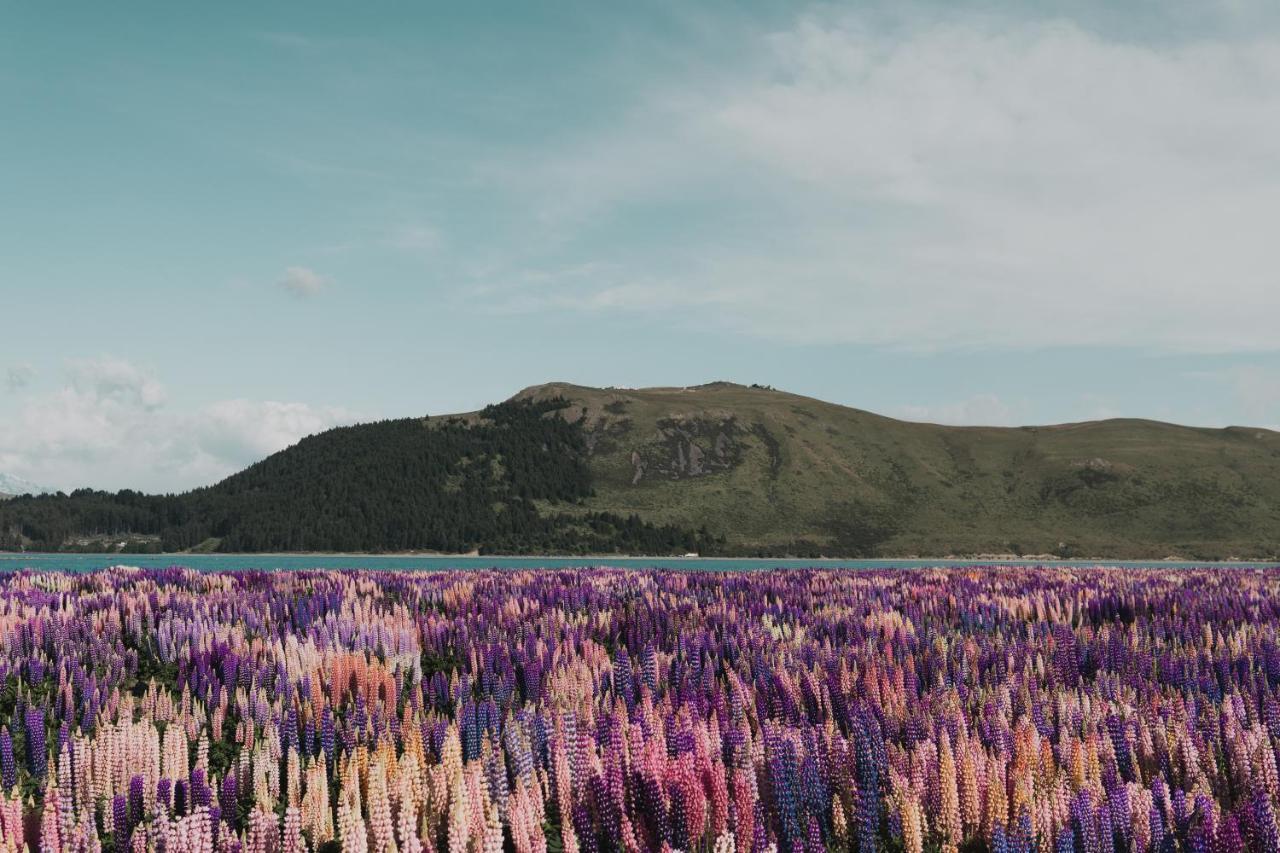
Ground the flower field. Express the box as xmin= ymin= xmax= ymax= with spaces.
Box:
xmin=1 ymin=566 xmax=1279 ymax=853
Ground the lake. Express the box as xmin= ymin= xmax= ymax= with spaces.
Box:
xmin=2 ymin=552 xmax=1277 ymax=572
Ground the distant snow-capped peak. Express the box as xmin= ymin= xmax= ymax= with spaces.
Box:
xmin=0 ymin=473 xmax=50 ymax=496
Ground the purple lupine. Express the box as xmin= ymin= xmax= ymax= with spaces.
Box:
xmin=853 ymin=715 xmax=881 ymax=853
xmin=1252 ymin=790 xmax=1280 ymax=853
xmin=174 ymin=778 xmax=188 ymax=817
xmin=192 ymin=767 xmax=211 ymax=808
xmin=128 ymin=774 xmax=144 ymax=827
xmin=1219 ymin=814 xmax=1246 ymax=853
xmin=113 ymin=793 xmax=130 ymax=853
xmin=640 ymin=643 xmax=658 ymax=693
xmin=25 ymin=705 xmax=47 ymax=780
xmin=1150 ymin=799 xmax=1167 ymax=852
xmin=283 ymin=706 xmax=299 ymax=753
xmin=220 ymin=772 xmax=239 ymax=827
xmin=0 ymin=727 xmax=13 ymax=790
xmin=1008 ymin=807 xmax=1033 ymax=853
xmin=572 ymin=800 xmax=597 ymax=853
xmin=321 ymin=707 xmax=335 ymax=766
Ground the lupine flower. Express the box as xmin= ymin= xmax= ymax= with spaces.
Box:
xmin=0 ymin=566 xmax=1279 ymax=853
xmin=0 ymin=729 xmax=13 ymax=791
xmin=26 ymin=705 xmax=47 ymax=780
xmin=113 ymin=793 xmax=130 ymax=853
xmin=1253 ymin=789 xmax=1280 ymax=853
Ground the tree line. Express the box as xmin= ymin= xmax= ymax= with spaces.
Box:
xmin=0 ymin=399 xmax=718 ymax=555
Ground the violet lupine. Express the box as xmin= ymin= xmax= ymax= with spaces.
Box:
xmin=113 ymin=793 xmax=130 ymax=853
xmin=1254 ymin=789 xmax=1280 ymax=853
xmin=129 ymin=775 xmax=144 ymax=829
xmin=219 ymin=773 xmax=237 ymax=826
xmin=26 ymin=705 xmax=47 ymax=780
xmin=0 ymin=728 xmax=13 ymax=791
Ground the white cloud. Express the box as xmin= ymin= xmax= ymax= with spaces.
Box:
xmin=5 ymin=363 xmax=35 ymax=392
xmin=67 ymin=355 xmax=166 ymax=408
xmin=278 ymin=266 xmax=330 ymax=297
xmin=490 ymin=12 xmax=1280 ymax=353
xmin=0 ymin=357 xmax=359 ymax=492
xmin=195 ymin=399 xmax=356 ymax=474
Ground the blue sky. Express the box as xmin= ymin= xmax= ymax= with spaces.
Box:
xmin=3 ymin=1 xmax=1280 ymax=491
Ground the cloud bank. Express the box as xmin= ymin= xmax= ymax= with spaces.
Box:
xmin=491 ymin=11 xmax=1280 ymax=353
xmin=0 ymin=357 xmax=358 ymax=492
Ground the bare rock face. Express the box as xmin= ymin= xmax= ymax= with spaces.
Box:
xmin=567 ymin=397 xmax=752 ymax=485
xmin=628 ymin=416 xmax=746 ymax=482
xmin=687 ymin=443 xmax=705 ymax=475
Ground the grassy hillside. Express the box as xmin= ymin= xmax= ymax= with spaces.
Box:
xmin=514 ymin=381 xmax=1280 ymax=559
xmin=3 ymin=381 xmax=1278 ymax=558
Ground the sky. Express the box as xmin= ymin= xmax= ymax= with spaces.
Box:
xmin=3 ymin=0 xmax=1280 ymax=492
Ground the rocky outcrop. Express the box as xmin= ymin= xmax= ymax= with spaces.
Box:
xmin=628 ymin=416 xmax=745 ymax=483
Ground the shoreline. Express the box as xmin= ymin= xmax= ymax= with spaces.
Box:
xmin=2 ymin=550 xmax=1278 ymax=565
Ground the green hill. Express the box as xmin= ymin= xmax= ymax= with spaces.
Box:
xmin=3 ymin=381 xmax=1279 ymax=558
xmin=513 ymin=381 xmax=1280 ymax=559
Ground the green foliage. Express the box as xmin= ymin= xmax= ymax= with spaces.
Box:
xmin=421 ymin=649 xmax=463 ymax=680
xmin=208 ymin=737 xmax=238 ymax=780
xmin=133 ymin=636 xmax=178 ymax=694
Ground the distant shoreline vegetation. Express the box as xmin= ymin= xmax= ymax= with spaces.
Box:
xmin=0 ymin=398 xmax=719 ymax=556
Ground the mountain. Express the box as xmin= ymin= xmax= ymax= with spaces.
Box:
xmin=2 ymin=382 xmax=1279 ymax=558
xmin=0 ymin=473 xmax=49 ymax=500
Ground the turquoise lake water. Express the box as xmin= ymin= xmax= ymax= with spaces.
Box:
xmin=2 ymin=553 xmax=1277 ymax=572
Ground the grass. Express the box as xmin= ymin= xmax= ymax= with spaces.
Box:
xmin=517 ymin=381 xmax=1280 ymax=559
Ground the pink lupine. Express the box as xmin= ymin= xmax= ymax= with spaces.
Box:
xmin=937 ymin=732 xmax=961 ymax=851
xmin=396 ymin=772 xmax=421 ymax=853
xmin=281 ymin=807 xmax=306 ymax=853
xmin=366 ymin=762 xmax=396 ymax=853
xmin=338 ymin=797 xmax=369 ymax=853
xmin=41 ymin=781 xmax=63 ymax=853
xmin=247 ymin=808 xmax=279 ymax=853
xmin=482 ymin=805 xmax=502 ymax=853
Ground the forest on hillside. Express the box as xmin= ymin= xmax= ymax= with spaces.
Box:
xmin=0 ymin=399 xmax=717 ymax=555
